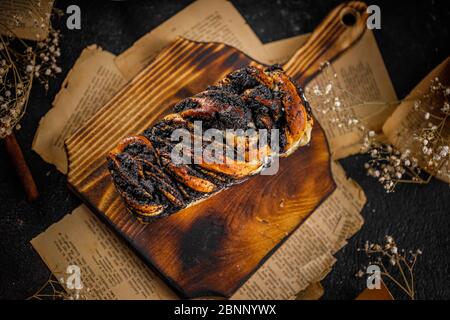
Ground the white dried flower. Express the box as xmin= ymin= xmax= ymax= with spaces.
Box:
xmin=312 ymin=85 xmax=322 ymax=96
xmin=439 ymin=146 xmax=449 ymax=157
xmin=0 ymin=6 xmax=62 ymax=139
xmin=357 ymin=235 xmax=422 ymax=299
xmin=355 ymin=270 xmax=365 ymax=278
xmin=442 ymin=102 xmax=450 ymax=113
xmin=334 ymin=97 xmax=341 ymax=107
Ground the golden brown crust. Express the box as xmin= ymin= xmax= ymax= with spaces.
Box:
xmin=107 ymin=64 xmax=313 ymax=222
xmin=166 ymin=162 xmax=217 ymax=193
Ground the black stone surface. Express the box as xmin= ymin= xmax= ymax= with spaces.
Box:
xmin=0 ymin=0 xmax=449 ymax=300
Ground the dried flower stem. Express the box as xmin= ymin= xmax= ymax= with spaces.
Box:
xmin=1 ymin=5 xmax=62 ymax=139
xmin=308 ymin=62 xmax=449 ymax=192
xmin=28 ymin=271 xmax=89 ymax=300
xmin=27 ymin=273 xmax=66 ymax=300
xmin=357 ymin=236 xmax=421 ymax=300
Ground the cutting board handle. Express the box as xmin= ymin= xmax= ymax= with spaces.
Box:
xmin=284 ymin=1 xmax=368 ymax=85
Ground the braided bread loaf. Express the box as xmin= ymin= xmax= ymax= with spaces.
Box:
xmin=107 ymin=65 xmax=313 ymax=222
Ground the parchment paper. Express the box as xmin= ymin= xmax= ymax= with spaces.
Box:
xmin=31 ymin=162 xmax=364 ymax=300
xmin=383 ymin=57 xmax=450 ymax=183
xmin=0 ymin=0 xmax=54 ymax=41
xmin=32 ymin=0 xmax=309 ymax=174
xmin=305 ymin=30 xmax=398 ymax=160
xmin=31 ymin=0 xmax=369 ymax=300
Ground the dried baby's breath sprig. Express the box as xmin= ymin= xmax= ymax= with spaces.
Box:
xmin=305 ymin=61 xmax=401 ymax=133
xmin=307 ymin=62 xmax=449 ymax=192
xmin=361 ymin=134 xmax=430 ymax=193
xmin=362 ymin=78 xmax=449 ymax=191
xmin=411 ymin=78 xmax=450 ymax=179
xmin=27 ymin=273 xmax=89 ymax=300
xmin=0 ymin=4 xmax=62 ymax=139
xmin=356 ymin=236 xmax=422 ymax=300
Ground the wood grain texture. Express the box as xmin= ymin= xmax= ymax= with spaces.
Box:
xmin=284 ymin=1 xmax=368 ymax=81
xmin=66 ymin=2 xmax=368 ymax=298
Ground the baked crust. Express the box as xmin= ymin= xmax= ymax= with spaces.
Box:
xmin=107 ymin=65 xmax=313 ymax=222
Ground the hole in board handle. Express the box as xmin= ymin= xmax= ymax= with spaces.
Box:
xmin=340 ymin=7 xmax=359 ymax=27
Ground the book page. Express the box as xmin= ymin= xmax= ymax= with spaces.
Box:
xmin=30 ymin=0 xmax=368 ymax=300
xmin=305 ymin=30 xmax=398 ymax=160
xmin=295 ymin=282 xmax=324 ymax=300
xmin=261 ymin=34 xmax=309 ymax=65
xmin=114 ymin=0 xmax=294 ymax=80
xmin=383 ymin=57 xmax=450 ymax=183
xmin=32 ymin=0 xmax=307 ymax=174
xmin=31 ymin=161 xmax=365 ymax=300
xmin=0 ymin=0 xmax=54 ymax=41
xmin=231 ymin=162 xmax=365 ymax=299
xmin=30 ymin=33 xmax=366 ymax=301
xmin=31 ymin=205 xmax=177 ymax=300
xmin=32 ymin=45 xmax=127 ymax=173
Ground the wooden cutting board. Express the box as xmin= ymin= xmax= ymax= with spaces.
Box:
xmin=66 ymin=2 xmax=368 ymax=298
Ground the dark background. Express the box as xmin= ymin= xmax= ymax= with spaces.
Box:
xmin=0 ymin=0 xmax=449 ymax=300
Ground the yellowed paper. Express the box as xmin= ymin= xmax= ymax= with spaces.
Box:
xmin=305 ymin=30 xmax=398 ymax=160
xmin=296 ymin=282 xmax=324 ymax=300
xmin=232 ymin=162 xmax=365 ymax=300
xmin=32 ymin=45 xmax=127 ymax=173
xmin=383 ymin=57 xmax=450 ymax=183
xmin=32 ymin=37 xmax=351 ymax=300
xmin=32 ymin=0 xmax=308 ymax=173
xmin=32 ymin=161 xmax=365 ymax=300
xmin=31 ymin=0 xmax=368 ymax=300
xmin=0 ymin=0 xmax=54 ymax=41
xmin=261 ymin=34 xmax=309 ymax=65
xmin=115 ymin=0 xmax=288 ymax=80
xmin=31 ymin=205 xmax=177 ymax=300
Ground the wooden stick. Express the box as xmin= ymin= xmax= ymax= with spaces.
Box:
xmin=284 ymin=1 xmax=369 ymax=85
xmin=3 ymin=133 xmax=39 ymax=201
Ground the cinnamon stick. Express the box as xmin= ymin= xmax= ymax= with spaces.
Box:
xmin=3 ymin=133 xmax=39 ymax=201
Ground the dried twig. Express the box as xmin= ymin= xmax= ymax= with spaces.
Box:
xmin=356 ymin=236 xmax=422 ymax=300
